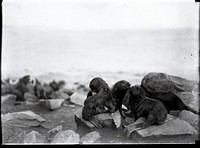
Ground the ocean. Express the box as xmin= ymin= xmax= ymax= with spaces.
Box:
xmin=1 ymin=26 xmax=199 ymax=83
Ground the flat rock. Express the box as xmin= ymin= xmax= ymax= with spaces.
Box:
xmin=23 ymin=130 xmax=47 ymax=144
xmin=135 ymin=115 xmax=197 ymax=137
xmin=51 ymin=130 xmax=80 ymax=144
xmin=178 ymin=110 xmax=199 ymax=131
xmin=70 ymin=92 xmax=86 ymax=106
xmin=75 ymin=107 xmax=114 ymax=128
xmin=80 ymin=131 xmax=101 ymax=144
xmin=2 ymin=110 xmax=46 ymax=123
xmin=39 ymin=99 xmax=65 ymax=110
xmin=50 ymin=90 xmax=70 ymax=100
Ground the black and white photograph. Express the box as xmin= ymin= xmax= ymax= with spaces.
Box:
xmin=1 ymin=0 xmax=199 ymax=144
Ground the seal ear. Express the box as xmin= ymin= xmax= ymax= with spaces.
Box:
xmin=122 ymin=89 xmax=131 ymax=110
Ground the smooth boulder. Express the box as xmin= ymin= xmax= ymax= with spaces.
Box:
xmin=141 ymin=72 xmax=198 ymax=112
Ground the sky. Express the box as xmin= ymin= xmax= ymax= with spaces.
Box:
xmin=2 ymin=0 xmax=199 ymax=30
xmin=1 ymin=0 xmax=199 ymax=80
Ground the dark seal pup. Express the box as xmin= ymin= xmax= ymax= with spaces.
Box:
xmin=82 ymin=77 xmax=115 ymax=127
xmin=34 ymin=79 xmax=47 ymax=99
xmin=108 ymin=80 xmax=131 ymax=118
xmin=86 ymin=77 xmax=110 ymax=98
xmin=123 ymin=85 xmax=167 ymax=138
xmin=11 ymin=75 xmax=31 ymax=101
xmin=82 ymin=87 xmax=112 ymax=128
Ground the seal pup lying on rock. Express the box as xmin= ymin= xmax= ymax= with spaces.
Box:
xmin=82 ymin=77 xmax=114 ymax=127
xmin=123 ymin=85 xmax=167 ymax=138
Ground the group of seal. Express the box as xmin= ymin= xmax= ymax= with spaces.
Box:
xmin=82 ymin=77 xmax=169 ymax=135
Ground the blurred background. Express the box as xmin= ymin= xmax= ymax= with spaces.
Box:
xmin=1 ymin=0 xmax=199 ymax=85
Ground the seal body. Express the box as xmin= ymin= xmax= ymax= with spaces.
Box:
xmin=108 ymin=80 xmax=131 ymax=118
xmin=11 ymin=75 xmax=31 ymax=101
xmin=124 ymin=85 xmax=167 ymax=137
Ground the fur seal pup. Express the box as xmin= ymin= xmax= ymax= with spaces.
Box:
xmin=123 ymin=85 xmax=167 ymax=138
xmin=108 ymin=80 xmax=131 ymax=118
xmin=11 ymin=75 xmax=31 ymax=101
xmin=34 ymin=79 xmax=47 ymax=99
xmin=86 ymin=77 xmax=110 ymax=98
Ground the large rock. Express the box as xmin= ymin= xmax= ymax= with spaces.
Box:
xmin=70 ymin=92 xmax=86 ymax=106
xmin=134 ymin=115 xmax=197 ymax=137
xmin=51 ymin=130 xmax=80 ymax=144
xmin=2 ymin=110 xmax=45 ymax=127
xmin=179 ymin=110 xmax=199 ymax=131
xmin=50 ymin=90 xmax=70 ymax=100
xmin=23 ymin=130 xmax=47 ymax=144
xmin=39 ymin=99 xmax=65 ymax=110
xmin=141 ymin=72 xmax=197 ymax=94
xmin=80 ymin=131 xmax=101 ymax=144
xmin=141 ymin=72 xmax=199 ymax=112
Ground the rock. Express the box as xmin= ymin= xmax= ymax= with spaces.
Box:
xmin=7 ymin=131 xmax=27 ymax=143
xmin=62 ymin=88 xmax=74 ymax=96
xmin=51 ymin=130 xmax=80 ymax=144
xmin=80 ymin=131 xmax=101 ymax=144
xmin=47 ymin=125 xmax=63 ymax=141
xmin=141 ymin=72 xmax=197 ymax=94
xmin=24 ymin=92 xmax=39 ymax=102
xmin=111 ymin=110 xmax=121 ymax=128
xmin=141 ymin=72 xmax=199 ymax=112
xmin=74 ymin=108 xmax=95 ymax=128
xmin=169 ymin=110 xmax=181 ymax=117
xmin=179 ymin=110 xmax=199 ymax=131
xmin=23 ymin=130 xmax=47 ymax=144
xmin=50 ymin=90 xmax=70 ymax=100
xmin=1 ymin=94 xmax=16 ymax=104
xmin=70 ymin=92 xmax=86 ymax=106
xmin=175 ymin=92 xmax=199 ymax=113
xmin=93 ymin=113 xmax=114 ymax=128
xmin=135 ymin=115 xmax=197 ymax=137
xmin=75 ymin=107 xmax=115 ymax=128
xmin=39 ymin=99 xmax=65 ymax=110
xmin=2 ymin=110 xmax=45 ymax=122
xmin=2 ymin=124 xmax=25 ymax=144
xmin=1 ymin=94 xmax=17 ymax=113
